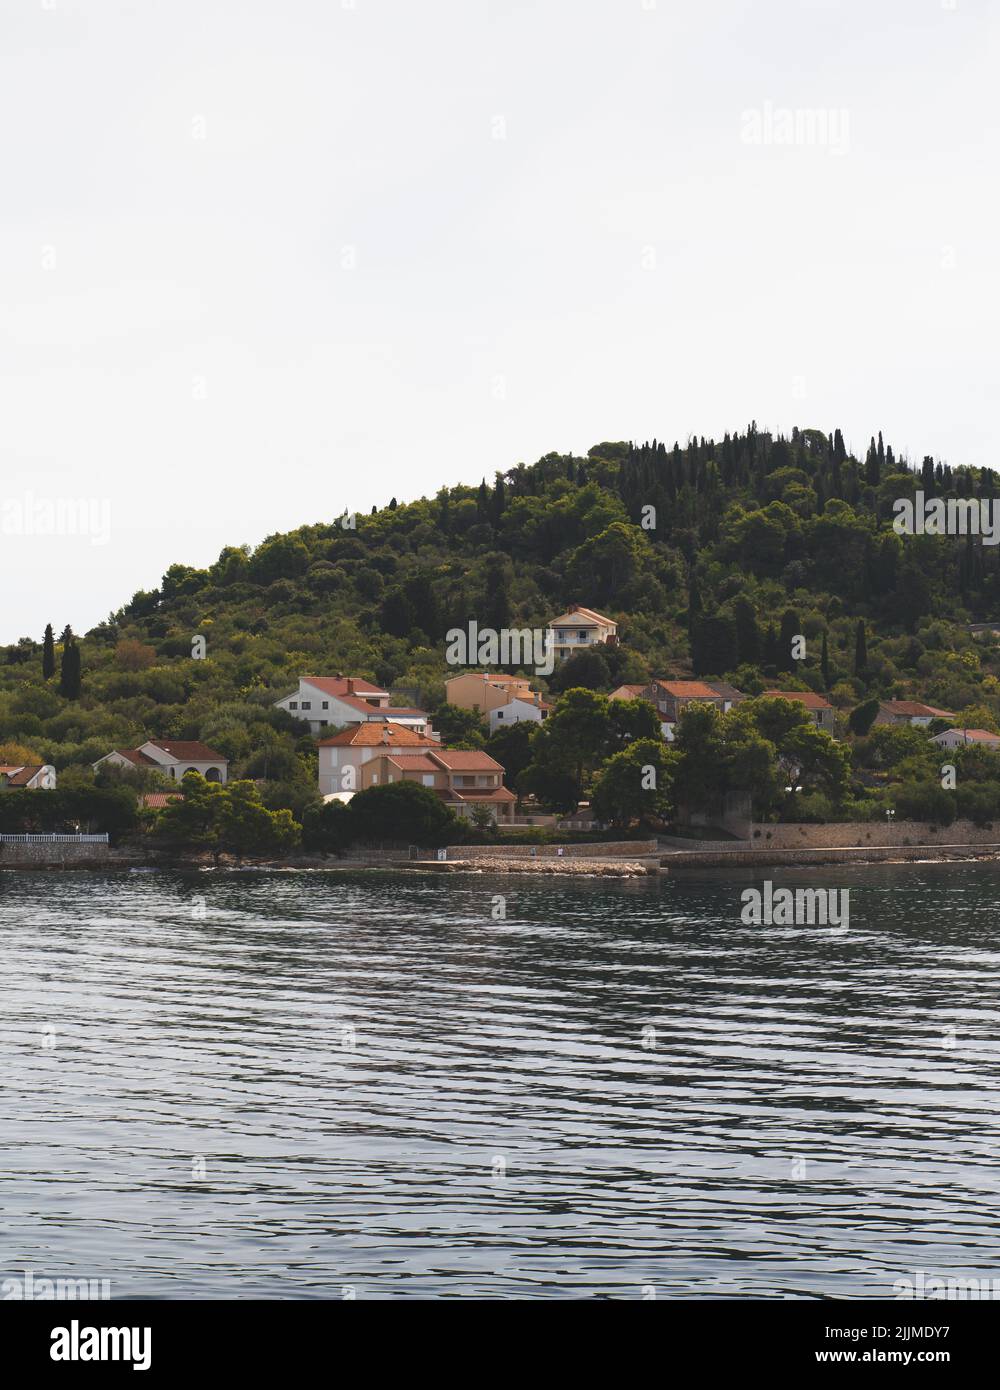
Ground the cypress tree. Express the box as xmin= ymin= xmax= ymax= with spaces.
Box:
xmin=59 ymin=631 xmax=82 ymax=700
xmin=820 ymin=630 xmax=830 ymax=688
xmin=733 ymin=596 xmax=761 ymax=666
xmin=42 ymin=623 xmax=55 ymax=680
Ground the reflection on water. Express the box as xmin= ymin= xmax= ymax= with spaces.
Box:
xmin=2 ymin=864 xmax=999 ymax=1299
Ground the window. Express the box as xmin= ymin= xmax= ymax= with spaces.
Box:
xmin=322 ymin=701 xmax=329 ymax=709
xmin=422 ymin=774 xmax=434 ymax=786
xmin=578 ymin=630 xmax=587 ymax=640
xmin=496 ymin=710 xmax=504 ymax=720
xmin=289 ymin=701 xmax=298 ymax=710
xmin=301 ymin=701 xmax=311 ymax=710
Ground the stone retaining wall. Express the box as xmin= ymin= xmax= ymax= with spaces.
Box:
xmin=443 ymin=840 xmax=657 ymax=860
xmin=0 ymin=842 xmax=115 ymax=868
xmin=664 ymin=842 xmax=1000 ymax=869
xmin=748 ymin=819 xmax=1000 ymax=849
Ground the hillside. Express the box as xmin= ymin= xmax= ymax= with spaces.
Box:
xmin=4 ymin=423 xmax=1000 ymax=808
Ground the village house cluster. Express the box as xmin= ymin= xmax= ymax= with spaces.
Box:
xmin=15 ymin=601 xmax=991 ymax=825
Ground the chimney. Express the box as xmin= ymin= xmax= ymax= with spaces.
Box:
xmin=346 ymin=678 xmax=354 ymax=693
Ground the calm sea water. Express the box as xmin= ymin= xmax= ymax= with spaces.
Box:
xmin=2 ymin=863 xmax=999 ymax=1300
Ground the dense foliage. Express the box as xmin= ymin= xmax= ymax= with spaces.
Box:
xmin=4 ymin=423 xmax=1000 ymax=834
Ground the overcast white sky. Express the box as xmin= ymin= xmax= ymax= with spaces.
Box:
xmin=1 ymin=0 xmax=997 ymax=642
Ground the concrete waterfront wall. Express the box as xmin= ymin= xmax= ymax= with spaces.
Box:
xmin=443 ymin=840 xmax=658 ymax=860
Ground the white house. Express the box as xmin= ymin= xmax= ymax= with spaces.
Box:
xmin=930 ymin=728 xmax=1000 ymax=750
xmin=547 ymin=605 xmax=618 ymax=663
xmin=316 ymin=721 xmax=439 ymax=797
xmin=93 ymin=740 xmax=229 ymax=784
xmin=274 ymin=675 xmax=433 ymax=737
xmin=488 ymin=694 xmax=551 ymax=734
xmin=0 ymin=763 xmax=56 ymax=789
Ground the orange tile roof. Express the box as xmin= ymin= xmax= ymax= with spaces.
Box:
xmin=145 ymin=740 xmax=227 ymax=761
xmin=762 ymin=690 xmax=833 ymax=710
xmin=0 ymin=764 xmax=45 ymax=786
xmin=300 ymin=675 xmax=387 ymax=698
xmin=881 ymin=701 xmax=955 ymax=718
xmin=655 ymin=680 xmax=720 ymax=698
xmin=317 ymin=721 xmax=435 ymax=748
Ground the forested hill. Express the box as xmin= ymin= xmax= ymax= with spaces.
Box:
xmin=5 ymin=422 xmax=1000 ymax=779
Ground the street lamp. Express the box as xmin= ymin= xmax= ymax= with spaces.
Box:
xmin=886 ymin=807 xmax=895 ymax=843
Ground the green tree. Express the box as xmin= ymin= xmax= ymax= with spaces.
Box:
xmin=218 ymin=780 xmax=301 ymax=861
xmin=349 ymin=780 xmax=460 ymax=847
xmin=42 ymin=623 xmax=55 ymax=681
xmin=591 ymin=738 xmax=676 ymax=828
xmin=58 ymin=631 xmax=82 ymax=700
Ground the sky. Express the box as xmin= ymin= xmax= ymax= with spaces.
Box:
xmin=1 ymin=0 xmax=998 ymax=642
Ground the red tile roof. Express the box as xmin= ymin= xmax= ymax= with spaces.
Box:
xmin=300 ymin=675 xmax=387 ymax=698
xmin=144 ymin=740 xmax=227 ymax=762
xmin=656 ymin=680 xmax=721 ymax=698
xmin=763 ymin=690 xmax=833 ymax=711
xmin=140 ymin=792 xmax=184 ymax=808
xmin=935 ymin=728 xmax=1000 ymax=743
xmin=317 ymin=722 xmax=436 ymax=749
xmin=381 ymin=753 xmax=441 ymax=772
xmin=450 ymin=787 xmax=517 ymax=803
xmin=0 ymin=764 xmax=45 ymax=786
xmin=426 ymin=750 xmax=503 ymax=771
xmin=881 ymin=701 xmax=955 ymax=718
xmin=108 ymin=748 xmax=159 ymax=767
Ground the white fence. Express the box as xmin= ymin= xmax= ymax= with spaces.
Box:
xmin=0 ymin=833 xmax=109 ymax=844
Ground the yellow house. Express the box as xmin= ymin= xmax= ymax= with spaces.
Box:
xmin=444 ymin=671 xmax=534 ymax=716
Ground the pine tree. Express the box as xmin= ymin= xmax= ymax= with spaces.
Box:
xmin=853 ymin=619 xmax=868 ymax=677
xmin=42 ymin=623 xmax=55 ymax=680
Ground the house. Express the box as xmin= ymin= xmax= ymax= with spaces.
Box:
xmin=931 ymin=728 xmax=1000 ymax=750
xmin=273 ymin=675 xmax=433 ymax=737
xmin=316 ymin=721 xmax=439 ymax=797
xmin=968 ymin=623 xmax=1000 ymax=639
xmin=0 ymin=763 xmax=56 ymax=789
xmin=445 ymin=671 xmax=535 ymax=716
xmin=609 ymin=679 xmax=744 ymax=739
xmin=548 ymin=605 xmax=618 ymax=663
xmin=762 ymin=690 xmax=836 ymax=731
xmin=488 ymin=694 xmax=551 ymax=734
xmin=358 ymin=748 xmax=517 ymax=824
xmin=93 ymin=740 xmax=229 ymax=785
xmin=874 ymin=700 xmax=955 ymax=728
